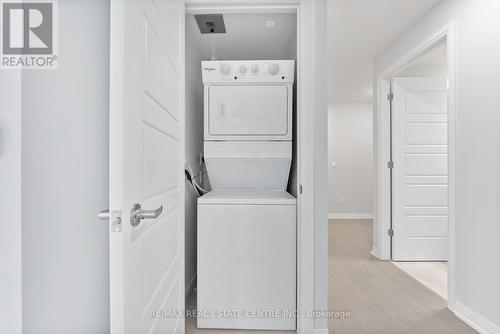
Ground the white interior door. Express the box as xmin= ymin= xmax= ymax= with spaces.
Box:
xmin=109 ymin=0 xmax=185 ymax=333
xmin=392 ymin=77 xmax=448 ymax=261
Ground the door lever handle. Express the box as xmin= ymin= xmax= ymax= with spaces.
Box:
xmin=98 ymin=209 xmax=110 ymax=220
xmin=97 ymin=209 xmax=122 ymax=232
xmin=130 ymin=203 xmax=163 ymax=226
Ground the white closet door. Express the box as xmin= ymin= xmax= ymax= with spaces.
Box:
xmin=392 ymin=77 xmax=448 ymax=261
xmin=108 ymin=0 xmax=185 ymax=333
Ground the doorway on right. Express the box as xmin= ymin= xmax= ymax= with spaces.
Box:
xmin=389 ymin=40 xmax=449 ymax=300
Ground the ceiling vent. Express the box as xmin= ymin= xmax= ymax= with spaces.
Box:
xmin=195 ymin=14 xmax=226 ymax=34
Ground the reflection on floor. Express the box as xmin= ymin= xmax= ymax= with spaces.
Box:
xmin=185 ymin=290 xmax=295 ymax=334
xmin=329 ymin=219 xmax=476 ymax=334
xmin=393 ymin=261 xmax=448 ymax=300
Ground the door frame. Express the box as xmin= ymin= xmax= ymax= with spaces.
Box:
xmin=373 ymin=21 xmax=457 ymax=311
xmin=185 ymin=1 xmax=327 ymax=333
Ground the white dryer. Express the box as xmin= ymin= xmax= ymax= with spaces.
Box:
xmin=202 ymin=60 xmax=295 ymax=190
xmin=197 ymin=60 xmax=296 ymax=330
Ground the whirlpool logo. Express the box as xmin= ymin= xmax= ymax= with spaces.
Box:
xmin=1 ymin=0 xmax=58 ymax=69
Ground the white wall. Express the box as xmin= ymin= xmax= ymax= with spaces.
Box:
xmin=0 ymin=71 xmax=22 ymax=334
xmin=328 ymin=103 xmax=373 ymax=218
xmin=374 ymin=0 xmax=500 ymax=331
xmin=21 ymin=0 xmax=110 ymax=332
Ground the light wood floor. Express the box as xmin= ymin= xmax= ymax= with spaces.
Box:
xmin=186 ymin=219 xmax=476 ymax=333
xmin=393 ymin=261 xmax=448 ymax=300
xmin=329 ymin=219 xmax=475 ymax=334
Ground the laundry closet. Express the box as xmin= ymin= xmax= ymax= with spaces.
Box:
xmin=184 ymin=11 xmax=299 ymax=331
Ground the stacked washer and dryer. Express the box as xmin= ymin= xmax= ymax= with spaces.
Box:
xmin=197 ymin=60 xmax=297 ymax=330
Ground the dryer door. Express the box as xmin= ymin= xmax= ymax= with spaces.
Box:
xmin=208 ymin=85 xmax=289 ymax=139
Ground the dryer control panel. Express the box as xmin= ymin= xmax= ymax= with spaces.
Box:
xmin=202 ymin=60 xmax=295 ymax=84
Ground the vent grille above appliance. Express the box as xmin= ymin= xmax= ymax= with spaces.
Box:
xmin=195 ymin=14 xmax=226 ymax=34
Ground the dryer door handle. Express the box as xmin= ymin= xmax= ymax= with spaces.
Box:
xmin=219 ymin=103 xmax=226 ymax=117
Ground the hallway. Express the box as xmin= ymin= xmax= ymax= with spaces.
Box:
xmin=328 ymin=219 xmax=476 ymax=334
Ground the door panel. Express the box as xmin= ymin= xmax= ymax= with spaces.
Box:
xmin=109 ymin=0 xmax=185 ymax=333
xmin=405 ymin=92 xmax=447 ymax=114
xmin=392 ymin=77 xmax=448 ymax=261
xmin=143 ymin=125 xmax=180 ymax=197
xmin=208 ymin=85 xmax=288 ymax=136
xmin=404 ymin=185 xmax=448 ymax=206
xmin=145 ymin=20 xmax=180 ymax=119
xmin=406 ymin=122 xmax=447 ymax=144
xmin=404 ymin=216 xmax=448 ymax=236
xmin=405 ymin=154 xmax=447 ymax=175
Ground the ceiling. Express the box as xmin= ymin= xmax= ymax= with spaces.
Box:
xmin=327 ymin=0 xmax=443 ymax=103
xmin=186 ymin=13 xmax=297 ymax=61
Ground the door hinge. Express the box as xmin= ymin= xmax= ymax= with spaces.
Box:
xmin=387 ymin=161 xmax=394 ymax=169
xmin=388 ymin=228 xmax=394 ymax=237
xmin=299 ymin=184 xmax=303 ymax=194
xmin=387 ymin=92 xmax=394 ymax=101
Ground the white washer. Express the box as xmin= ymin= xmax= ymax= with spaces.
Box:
xmin=198 ymin=60 xmax=296 ymax=330
xmin=197 ymin=190 xmax=296 ymax=330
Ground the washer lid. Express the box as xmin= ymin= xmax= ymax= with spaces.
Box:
xmin=198 ymin=190 xmax=296 ymax=205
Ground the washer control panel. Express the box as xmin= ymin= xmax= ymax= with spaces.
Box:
xmin=202 ymin=60 xmax=295 ymax=83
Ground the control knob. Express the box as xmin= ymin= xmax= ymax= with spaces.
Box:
xmin=220 ymin=63 xmax=231 ymax=75
xmin=268 ymin=63 xmax=280 ymax=75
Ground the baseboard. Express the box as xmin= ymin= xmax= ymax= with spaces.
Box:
xmin=314 ymin=328 xmax=329 ymax=334
xmin=370 ymin=246 xmax=379 ymax=259
xmin=454 ymin=301 xmax=500 ymax=334
xmin=185 ymin=273 xmax=197 ymax=298
xmin=328 ymin=213 xmax=374 ymax=220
